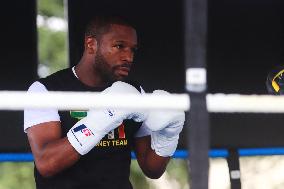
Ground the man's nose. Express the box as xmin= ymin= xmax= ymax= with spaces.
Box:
xmin=121 ymin=48 xmax=134 ymax=63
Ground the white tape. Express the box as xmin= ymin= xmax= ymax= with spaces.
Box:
xmin=186 ymin=68 xmax=207 ymax=92
xmin=230 ymin=170 xmax=241 ymax=179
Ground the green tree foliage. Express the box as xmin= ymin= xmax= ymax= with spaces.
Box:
xmin=37 ymin=0 xmax=64 ymax=18
xmin=38 ymin=27 xmax=67 ymax=74
xmin=0 ymin=163 xmax=35 ymax=189
xmin=167 ymin=159 xmax=189 ymax=188
xmin=130 ymin=161 xmax=150 ymax=189
xmin=37 ymin=0 xmax=68 ymax=76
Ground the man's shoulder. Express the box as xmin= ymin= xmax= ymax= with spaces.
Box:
xmin=39 ymin=68 xmax=71 ymax=82
xmin=38 ymin=68 xmax=74 ymax=91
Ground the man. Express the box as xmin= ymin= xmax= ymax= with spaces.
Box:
xmin=24 ymin=16 xmax=185 ymax=189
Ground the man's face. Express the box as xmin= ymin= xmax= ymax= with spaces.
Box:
xmin=93 ymin=24 xmax=137 ymax=82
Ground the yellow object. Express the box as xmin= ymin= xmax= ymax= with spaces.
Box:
xmin=272 ymin=69 xmax=284 ymax=92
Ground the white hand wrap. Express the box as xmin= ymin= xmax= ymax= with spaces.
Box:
xmin=67 ymin=81 xmax=146 ymax=155
xmin=144 ymin=90 xmax=185 ymax=157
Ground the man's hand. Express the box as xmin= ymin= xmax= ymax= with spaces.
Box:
xmin=67 ymin=81 xmax=146 ymax=155
xmin=144 ymin=90 xmax=185 ymax=157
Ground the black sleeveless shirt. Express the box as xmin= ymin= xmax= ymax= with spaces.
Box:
xmin=35 ymin=68 xmax=142 ymax=189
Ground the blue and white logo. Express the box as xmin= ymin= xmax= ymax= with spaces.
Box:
xmin=107 ymin=109 xmax=115 ymax=117
xmin=73 ymin=124 xmax=93 ymax=137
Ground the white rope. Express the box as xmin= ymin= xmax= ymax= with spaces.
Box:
xmin=207 ymin=94 xmax=284 ymax=113
xmin=0 ymin=91 xmax=283 ymax=113
xmin=0 ymin=91 xmax=189 ymax=111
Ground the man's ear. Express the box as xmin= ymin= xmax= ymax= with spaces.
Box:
xmin=85 ymin=36 xmax=97 ymax=54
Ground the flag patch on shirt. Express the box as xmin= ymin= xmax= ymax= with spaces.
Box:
xmin=70 ymin=111 xmax=87 ymax=120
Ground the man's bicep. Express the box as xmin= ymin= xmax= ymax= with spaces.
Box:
xmin=27 ymin=121 xmax=61 ymax=157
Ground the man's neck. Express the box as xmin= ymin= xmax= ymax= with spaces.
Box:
xmin=74 ymin=60 xmax=108 ymax=88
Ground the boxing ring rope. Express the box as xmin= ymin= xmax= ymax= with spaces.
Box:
xmin=0 ymin=91 xmax=189 ymax=111
xmin=2 ymin=91 xmax=284 ymax=189
xmin=1 ymin=91 xmax=284 ymax=112
xmin=1 ymin=92 xmax=284 ymax=161
xmin=4 ymin=148 xmax=284 ymax=162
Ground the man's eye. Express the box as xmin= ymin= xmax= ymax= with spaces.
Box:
xmin=115 ymin=44 xmax=124 ymax=49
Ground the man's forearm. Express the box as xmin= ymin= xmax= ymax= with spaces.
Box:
xmin=141 ymin=148 xmax=170 ymax=179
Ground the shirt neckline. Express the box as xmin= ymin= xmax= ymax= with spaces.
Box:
xmin=72 ymin=66 xmax=79 ymax=79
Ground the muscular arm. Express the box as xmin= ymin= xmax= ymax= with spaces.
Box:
xmin=134 ymin=136 xmax=170 ymax=179
xmin=27 ymin=121 xmax=80 ymax=177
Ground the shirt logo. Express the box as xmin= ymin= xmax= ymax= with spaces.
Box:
xmin=96 ymin=124 xmax=127 ymax=148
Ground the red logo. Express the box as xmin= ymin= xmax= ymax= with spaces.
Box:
xmin=118 ymin=124 xmax=126 ymax=139
xmin=82 ymin=128 xmax=92 ymax=136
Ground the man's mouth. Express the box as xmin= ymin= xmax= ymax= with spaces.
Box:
xmin=116 ymin=64 xmax=131 ymax=76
